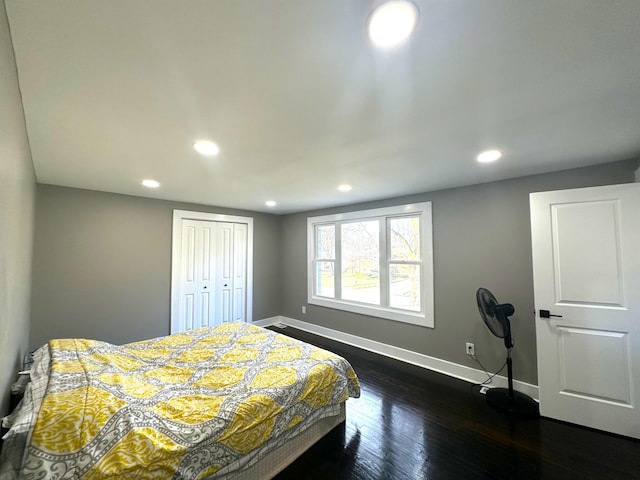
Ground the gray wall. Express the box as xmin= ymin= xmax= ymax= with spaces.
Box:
xmin=0 ymin=0 xmax=35 ymax=417
xmin=30 ymin=185 xmax=281 ymax=350
xmin=280 ymin=159 xmax=637 ymax=385
xmin=27 ymin=160 xmax=637 ymax=387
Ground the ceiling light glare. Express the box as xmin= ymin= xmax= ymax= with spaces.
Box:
xmin=477 ymin=150 xmax=503 ymax=163
xmin=368 ymin=1 xmax=419 ymax=49
xmin=142 ymin=179 xmax=160 ymax=188
xmin=338 ymin=184 xmax=353 ymax=192
xmin=193 ymin=140 xmax=220 ymax=156
xmin=265 ymin=200 xmax=277 ymax=207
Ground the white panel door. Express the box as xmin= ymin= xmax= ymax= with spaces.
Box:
xmin=213 ymin=222 xmax=247 ymax=323
xmin=530 ymin=183 xmax=640 ymax=438
xmin=233 ymin=223 xmax=248 ymax=322
xmin=216 ymin=222 xmax=234 ymax=324
xmin=178 ymin=219 xmax=215 ymax=332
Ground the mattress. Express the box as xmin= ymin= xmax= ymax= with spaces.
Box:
xmin=0 ymin=323 xmax=360 ymax=479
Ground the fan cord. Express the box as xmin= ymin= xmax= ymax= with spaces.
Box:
xmin=471 ymin=345 xmax=512 ymax=390
xmin=476 ymin=357 xmax=508 ymax=385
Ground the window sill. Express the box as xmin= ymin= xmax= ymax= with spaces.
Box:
xmin=308 ymin=296 xmax=433 ymax=328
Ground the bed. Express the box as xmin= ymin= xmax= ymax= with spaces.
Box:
xmin=0 ymin=322 xmax=360 ymax=479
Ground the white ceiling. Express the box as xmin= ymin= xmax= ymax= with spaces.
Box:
xmin=6 ymin=0 xmax=640 ymax=214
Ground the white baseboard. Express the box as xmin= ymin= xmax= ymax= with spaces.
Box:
xmin=255 ymin=315 xmax=539 ymax=400
xmin=252 ymin=317 xmax=282 ymax=327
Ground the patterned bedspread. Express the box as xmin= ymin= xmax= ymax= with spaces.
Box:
xmin=2 ymin=323 xmax=360 ymax=479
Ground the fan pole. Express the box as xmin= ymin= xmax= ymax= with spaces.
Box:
xmin=506 ymin=349 xmax=514 ymax=399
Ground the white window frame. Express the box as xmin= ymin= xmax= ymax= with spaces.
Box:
xmin=307 ymin=202 xmax=434 ymax=328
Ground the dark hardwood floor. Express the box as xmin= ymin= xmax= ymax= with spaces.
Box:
xmin=272 ymin=327 xmax=640 ymax=480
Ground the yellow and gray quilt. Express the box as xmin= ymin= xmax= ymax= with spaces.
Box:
xmin=8 ymin=323 xmax=360 ymax=479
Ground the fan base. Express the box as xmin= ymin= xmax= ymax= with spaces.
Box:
xmin=486 ymin=388 xmax=539 ymax=417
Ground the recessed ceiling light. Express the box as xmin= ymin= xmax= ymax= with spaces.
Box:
xmin=141 ymin=179 xmax=160 ymax=188
xmin=368 ymin=1 xmax=419 ymax=49
xmin=338 ymin=184 xmax=353 ymax=192
xmin=265 ymin=200 xmax=277 ymax=207
xmin=477 ymin=150 xmax=503 ymax=163
xmin=193 ymin=140 xmax=220 ymax=156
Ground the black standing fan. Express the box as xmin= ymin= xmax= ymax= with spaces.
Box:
xmin=476 ymin=288 xmax=539 ymax=417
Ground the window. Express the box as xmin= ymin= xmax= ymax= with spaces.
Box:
xmin=307 ymin=202 xmax=433 ymax=327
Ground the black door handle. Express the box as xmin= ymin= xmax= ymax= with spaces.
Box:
xmin=540 ymin=309 xmax=562 ymax=318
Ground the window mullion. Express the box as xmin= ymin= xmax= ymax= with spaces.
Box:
xmin=335 ymin=222 xmax=342 ymax=300
xmin=388 ymin=260 xmax=420 ymax=265
xmin=380 ymin=216 xmax=389 ymax=308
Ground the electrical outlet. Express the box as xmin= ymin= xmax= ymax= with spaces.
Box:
xmin=466 ymin=342 xmax=475 ymax=357
xmin=302 ymin=306 xmax=306 ymax=314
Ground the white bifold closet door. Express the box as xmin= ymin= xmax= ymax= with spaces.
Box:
xmin=175 ymin=219 xmax=248 ymax=332
xmin=215 ymin=222 xmax=248 ymax=324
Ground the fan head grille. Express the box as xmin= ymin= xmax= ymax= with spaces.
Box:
xmin=476 ymin=287 xmax=505 ymax=338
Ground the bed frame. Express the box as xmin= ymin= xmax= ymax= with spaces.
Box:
xmin=214 ymin=403 xmax=346 ymax=480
